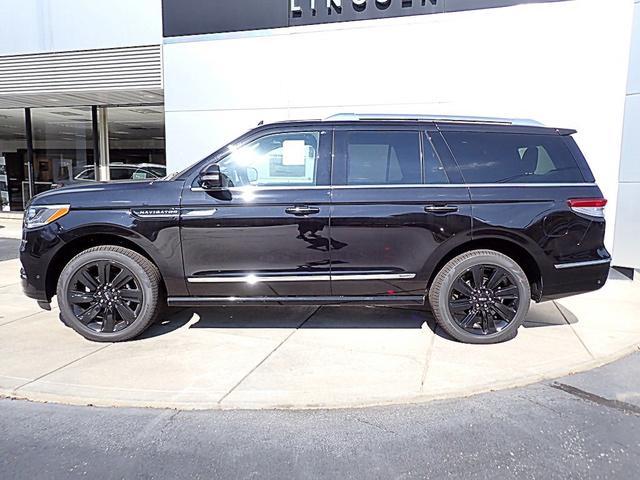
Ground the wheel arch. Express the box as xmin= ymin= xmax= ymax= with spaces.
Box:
xmin=425 ymin=237 xmax=543 ymax=301
xmin=46 ymin=231 xmax=168 ymax=301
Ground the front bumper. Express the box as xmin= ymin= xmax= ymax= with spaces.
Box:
xmin=20 ymin=225 xmax=65 ymax=304
xmin=20 ymin=266 xmax=48 ymax=302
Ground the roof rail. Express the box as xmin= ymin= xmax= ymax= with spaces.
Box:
xmin=323 ymin=113 xmax=544 ymax=127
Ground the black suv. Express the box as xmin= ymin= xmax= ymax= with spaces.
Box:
xmin=20 ymin=114 xmax=610 ymax=344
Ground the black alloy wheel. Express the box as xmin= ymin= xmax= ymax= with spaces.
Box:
xmin=57 ymin=246 xmax=162 ymax=342
xmin=428 ymin=249 xmax=531 ymax=344
xmin=447 ymin=264 xmax=520 ymax=336
xmin=67 ymin=260 xmax=143 ymax=334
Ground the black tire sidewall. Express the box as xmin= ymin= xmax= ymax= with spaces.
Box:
xmin=57 ymin=249 xmax=158 ymax=342
xmin=430 ymin=250 xmax=531 ymax=344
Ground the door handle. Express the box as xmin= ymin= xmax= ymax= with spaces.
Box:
xmin=424 ymin=205 xmax=459 ymax=213
xmin=285 ymin=205 xmax=321 ymax=216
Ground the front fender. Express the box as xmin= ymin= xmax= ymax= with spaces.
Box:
xmin=54 ymin=209 xmax=187 ymax=296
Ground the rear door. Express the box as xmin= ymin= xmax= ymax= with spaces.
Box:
xmin=329 ymin=124 xmax=473 ymax=298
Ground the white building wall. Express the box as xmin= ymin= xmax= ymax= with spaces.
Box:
xmin=164 ymin=0 xmax=634 ymax=250
xmin=0 ymin=0 xmax=162 ymax=55
xmin=613 ymin=0 xmax=640 ymax=269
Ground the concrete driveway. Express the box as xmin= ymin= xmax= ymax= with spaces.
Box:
xmin=1 ymin=256 xmax=638 ymax=409
xmin=1 ymin=221 xmax=639 ymax=409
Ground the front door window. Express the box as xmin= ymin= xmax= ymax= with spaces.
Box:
xmin=218 ymin=132 xmax=319 ymax=188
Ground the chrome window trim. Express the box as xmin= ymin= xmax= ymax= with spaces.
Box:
xmin=187 ymin=273 xmax=416 ymax=283
xmin=191 ymin=183 xmax=597 ymax=192
xmin=190 ymin=185 xmax=329 ymax=192
xmin=332 ymin=183 xmax=597 ymax=189
xmin=554 ymin=259 xmax=611 ymax=270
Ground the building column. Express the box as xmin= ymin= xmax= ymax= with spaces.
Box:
xmin=97 ymin=106 xmax=110 ymax=181
xmin=24 ymin=108 xmax=35 ymax=202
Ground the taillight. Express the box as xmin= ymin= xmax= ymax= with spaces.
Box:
xmin=568 ymin=198 xmax=607 ymax=218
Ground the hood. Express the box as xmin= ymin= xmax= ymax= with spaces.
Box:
xmin=30 ymin=180 xmax=184 ymax=210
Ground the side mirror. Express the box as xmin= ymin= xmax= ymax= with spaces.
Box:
xmin=199 ymin=164 xmax=223 ymax=190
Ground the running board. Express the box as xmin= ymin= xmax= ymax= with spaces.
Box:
xmin=167 ymin=295 xmax=425 ymax=307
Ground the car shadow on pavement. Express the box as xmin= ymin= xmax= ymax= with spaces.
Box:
xmin=140 ymin=305 xmax=436 ymax=340
xmin=194 ymin=305 xmax=433 ymax=328
xmin=140 ymin=301 xmax=578 ymax=342
xmin=522 ymin=301 xmax=579 ymax=328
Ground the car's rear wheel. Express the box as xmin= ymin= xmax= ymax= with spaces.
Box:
xmin=428 ymin=249 xmax=531 ymax=344
xmin=57 ymin=246 xmax=161 ymax=342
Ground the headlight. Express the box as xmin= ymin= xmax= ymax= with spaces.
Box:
xmin=24 ymin=204 xmax=70 ymax=229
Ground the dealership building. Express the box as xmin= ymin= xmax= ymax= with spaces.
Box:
xmin=0 ymin=0 xmax=638 ymax=268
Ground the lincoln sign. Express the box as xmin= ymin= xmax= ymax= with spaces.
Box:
xmin=162 ymin=0 xmax=569 ymax=37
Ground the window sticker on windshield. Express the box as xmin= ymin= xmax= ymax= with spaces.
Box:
xmin=282 ymin=140 xmax=306 ymax=166
xmin=132 ymin=172 xmax=146 ymax=180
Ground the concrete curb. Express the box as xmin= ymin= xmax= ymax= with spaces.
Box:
xmin=2 ymin=343 xmax=638 ymax=411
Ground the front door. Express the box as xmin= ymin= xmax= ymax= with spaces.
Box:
xmin=329 ymin=126 xmax=472 ymax=298
xmin=180 ymin=127 xmax=332 ymax=298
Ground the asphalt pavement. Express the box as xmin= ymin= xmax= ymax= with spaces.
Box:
xmin=1 ymin=352 xmax=639 ymax=479
xmin=0 ymin=237 xmax=19 ymax=262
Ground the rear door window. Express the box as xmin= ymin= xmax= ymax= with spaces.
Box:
xmin=335 ymin=131 xmax=421 ymax=185
xmin=424 ymin=132 xmax=449 ymax=184
xmin=442 ymin=132 xmax=586 ymax=184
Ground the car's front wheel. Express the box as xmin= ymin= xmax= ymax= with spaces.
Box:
xmin=57 ymin=246 xmax=162 ymax=342
xmin=428 ymin=249 xmax=531 ymax=344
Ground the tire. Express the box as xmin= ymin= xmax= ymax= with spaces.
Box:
xmin=57 ymin=246 xmax=162 ymax=342
xmin=428 ymin=249 xmax=531 ymax=344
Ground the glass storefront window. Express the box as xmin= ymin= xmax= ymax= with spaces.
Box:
xmin=0 ymin=104 xmax=166 ymax=210
xmin=0 ymin=109 xmax=26 ymax=211
xmin=30 ymin=107 xmax=95 ymax=198
xmin=108 ymin=106 xmax=166 ymax=179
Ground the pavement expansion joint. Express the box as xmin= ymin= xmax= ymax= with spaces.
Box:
xmin=216 ymin=306 xmax=321 ymax=405
xmin=553 ymin=301 xmax=596 ymax=360
xmin=419 ymin=322 xmax=437 ymax=392
xmin=12 ymin=344 xmax=112 ymax=392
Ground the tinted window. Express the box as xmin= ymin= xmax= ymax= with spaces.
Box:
xmin=145 ymin=166 xmax=167 ymax=177
xmin=131 ymin=169 xmax=154 ymax=180
xmin=110 ymin=167 xmax=136 ymax=181
xmin=75 ymin=168 xmax=95 ymax=180
xmin=424 ymin=133 xmax=449 ymax=184
xmin=343 ymin=131 xmax=421 ymax=185
xmin=443 ymin=132 xmax=585 ymax=184
xmin=218 ymin=132 xmax=319 ymax=187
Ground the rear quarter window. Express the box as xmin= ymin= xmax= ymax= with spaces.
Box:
xmin=443 ymin=132 xmax=586 ymax=184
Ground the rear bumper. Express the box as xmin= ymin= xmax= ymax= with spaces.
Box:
xmin=540 ymin=257 xmax=610 ymax=301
